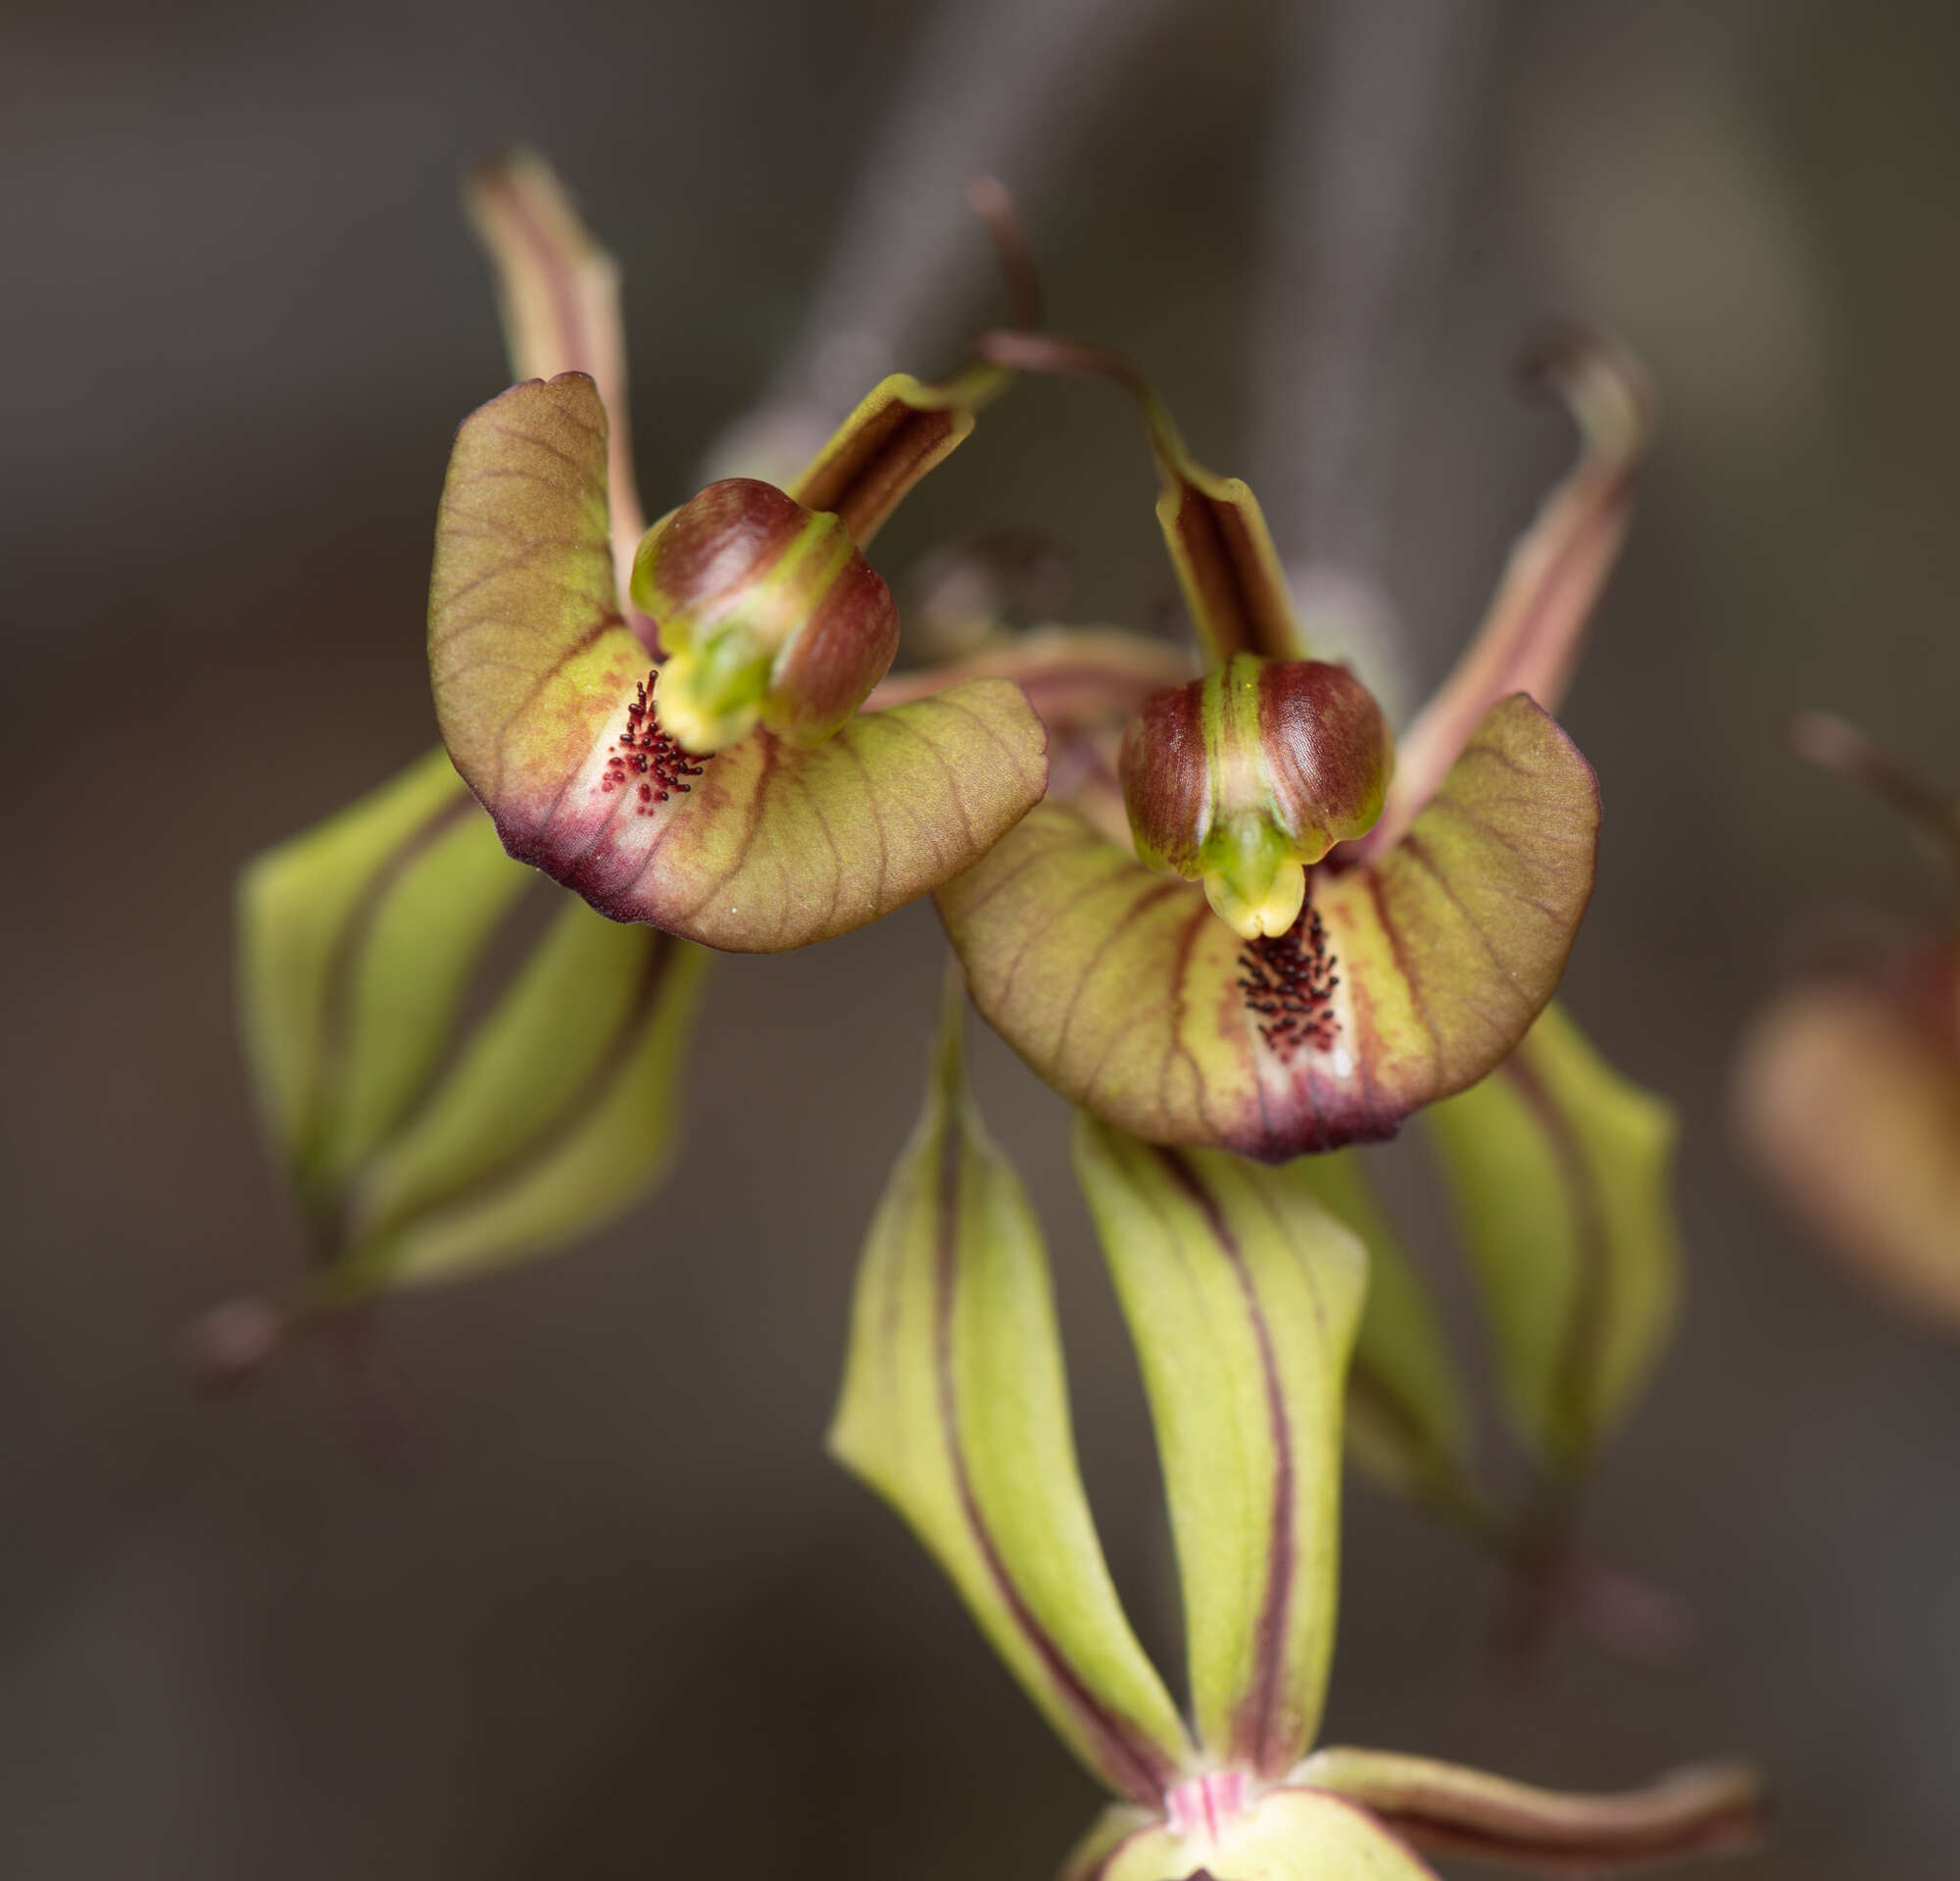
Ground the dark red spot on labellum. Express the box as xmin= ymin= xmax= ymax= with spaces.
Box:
xmin=601 ymin=670 xmax=710 ymax=815
xmin=1237 ymin=896 xmax=1340 ymax=1061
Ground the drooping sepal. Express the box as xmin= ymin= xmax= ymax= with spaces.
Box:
xmin=1423 ymin=1002 xmax=1681 ymax=1468
xmin=828 ymin=982 xmax=1193 ymax=1804
xmin=1073 ymin=1118 xmax=1366 ymax=1774
xmin=1293 ymin=1748 xmax=1765 ymax=1873
xmin=202 ymin=749 xmax=710 ymax=1377
xmin=941 ymin=695 xmax=1596 ymax=1160
xmin=1122 ymin=653 xmax=1392 ymax=938
xmin=628 ymin=477 xmax=899 ymax=751
xmin=429 ymin=373 xmax=1048 ymax=951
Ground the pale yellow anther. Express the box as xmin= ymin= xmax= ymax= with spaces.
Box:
xmin=652 ymin=648 xmax=760 ymax=755
xmin=1202 ymin=857 xmax=1305 ymax=941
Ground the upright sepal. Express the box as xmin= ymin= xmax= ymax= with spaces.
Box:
xmin=1423 ymin=1002 xmax=1681 ymax=1467
xmin=428 ymin=373 xmax=1048 ymax=951
xmin=466 ymin=149 xmax=649 ymax=629
xmin=828 ymin=984 xmax=1192 ymax=1804
xmin=1073 ymin=1118 xmax=1366 ymax=1774
xmin=978 ymin=330 xmax=1306 ymax=665
xmin=1355 ymin=329 xmax=1650 ymax=864
xmin=942 ymin=695 xmax=1596 ymax=1160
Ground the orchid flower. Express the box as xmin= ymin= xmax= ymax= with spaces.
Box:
xmin=937 ymin=324 xmax=1649 ymax=1163
xmin=429 ymin=162 xmax=1051 ymax=955
xmin=832 ymin=985 xmax=1764 ymax=1879
xmin=1735 ymin=714 xmax=1960 ymax=1330
xmin=195 ymin=154 xmax=1065 ymax=1369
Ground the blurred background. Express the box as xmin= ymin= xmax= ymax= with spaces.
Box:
xmin=4 ymin=0 xmax=1958 ymax=1874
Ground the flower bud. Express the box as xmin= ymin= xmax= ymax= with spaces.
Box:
xmin=629 ymin=477 xmax=899 ymax=752
xmin=1121 ymin=653 xmax=1391 ymax=939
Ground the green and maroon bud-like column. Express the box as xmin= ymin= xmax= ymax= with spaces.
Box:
xmin=629 ymin=476 xmax=899 ymax=753
xmin=1122 ymin=653 xmax=1391 ymax=940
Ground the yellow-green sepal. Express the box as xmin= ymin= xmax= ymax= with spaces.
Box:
xmin=337 ymin=901 xmax=707 ymax=1295
xmin=1422 ymin=1002 xmax=1681 ymax=1467
xmin=1072 ymin=1119 xmax=1366 ymax=1776
xmin=238 ymin=748 xmax=533 ymax=1223
xmin=223 ymin=748 xmax=709 ymax=1358
xmin=828 ymin=983 xmax=1193 ymax=1804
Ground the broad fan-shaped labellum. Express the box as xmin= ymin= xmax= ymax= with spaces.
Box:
xmin=430 ymin=371 xmax=1048 ymax=953
xmin=836 ymin=992 xmax=1764 ymax=1880
xmin=941 ymin=327 xmax=1646 ymax=1159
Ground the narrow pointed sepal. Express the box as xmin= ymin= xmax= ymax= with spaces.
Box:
xmin=1073 ymin=1119 xmax=1366 ymax=1774
xmin=828 ymin=983 xmax=1193 ymax=1805
xmin=1357 ymin=329 xmax=1650 ymax=863
xmin=428 ymin=373 xmax=1048 ymax=950
xmin=976 ymin=330 xmax=1306 ymax=665
xmin=1424 ymin=1002 xmax=1681 ymax=1467
xmin=465 ymin=149 xmax=650 ymax=633
xmin=1293 ymin=1749 xmax=1765 ymax=1872
xmin=941 ymin=695 xmax=1596 ymax=1159
xmin=1073 ymin=1784 xmax=1440 ymax=1881
xmin=215 ymin=749 xmax=710 ymax=1368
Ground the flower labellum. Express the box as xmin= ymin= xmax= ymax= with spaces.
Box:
xmin=629 ymin=476 xmax=899 ymax=752
xmin=1122 ymin=652 xmax=1391 ymax=938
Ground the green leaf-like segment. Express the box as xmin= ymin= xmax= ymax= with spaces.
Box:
xmin=1422 ymin=1001 xmax=1680 ymax=1466
xmin=940 ymin=695 xmax=1597 ymax=1160
xmin=236 ymin=749 xmax=708 ymax=1309
xmin=828 ymin=989 xmax=1193 ymax=1803
xmin=1074 ymin=1119 xmax=1365 ymax=1775
xmin=428 ymin=373 xmax=1048 ymax=952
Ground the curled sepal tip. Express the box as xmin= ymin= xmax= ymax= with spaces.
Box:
xmin=429 ymin=373 xmax=1047 ymax=951
xmin=941 ymin=694 xmax=1596 ymax=1161
xmin=1356 ymin=327 xmax=1650 ymax=865
xmin=1074 ymin=1119 xmax=1365 ymax=1774
xmin=1123 ymin=653 xmax=1392 ymax=939
xmin=978 ymin=328 xmax=1306 ymax=667
xmin=828 ymin=979 xmax=1193 ymax=1804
